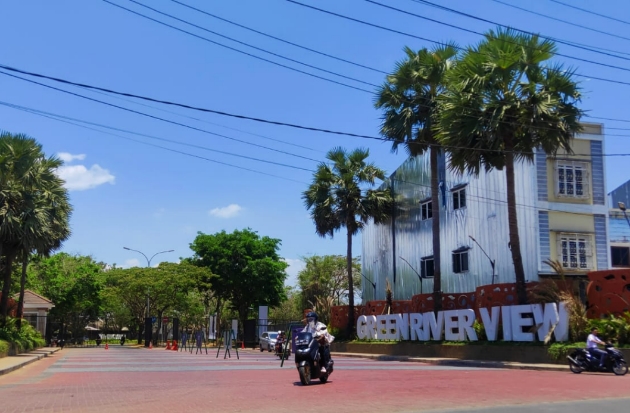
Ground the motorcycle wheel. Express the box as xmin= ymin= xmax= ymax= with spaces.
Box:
xmin=319 ymin=374 xmax=328 ymax=383
xmin=612 ymin=361 xmax=628 ymax=376
xmin=569 ymin=361 xmax=583 ymax=374
xmin=298 ymin=365 xmax=311 ymax=386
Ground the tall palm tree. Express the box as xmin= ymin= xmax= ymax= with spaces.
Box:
xmin=437 ymin=28 xmax=583 ymax=304
xmin=0 ymin=132 xmax=71 ymax=324
xmin=303 ymin=147 xmax=393 ymax=335
xmin=16 ymin=159 xmax=71 ymax=328
xmin=375 ymin=45 xmax=458 ymax=312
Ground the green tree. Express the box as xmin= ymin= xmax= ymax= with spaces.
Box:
xmin=188 ymin=229 xmax=288 ymax=336
xmin=103 ymin=262 xmax=210 ymax=344
xmin=297 ymin=255 xmax=361 ymax=313
xmin=27 ymin=253 xmax=103 ymax=339
xmin=438 ymin=28 xmax=583 ymax=304
xmin=303 ymin=148 xmax=393 ymax=335
xmin=375 ymin=45 xmax=457 ymax=312
xmin=269 ymin=286 xmax=302 ymax=322
xmin=0 ymin=133 xmax=72 ymax=324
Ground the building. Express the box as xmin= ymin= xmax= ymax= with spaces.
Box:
xmin=17 ymin=290 xmax=55 ymax=337
xmin=362 ymin=123 xmax=609 ymax=302
xmin=608 ymin=180 xmax=630 ymax=267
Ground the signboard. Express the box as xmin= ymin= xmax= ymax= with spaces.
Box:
xmin=162 ymin=317 xmax=169 ymax=323
xmin=356 ymin=303 xmax=569 ymax=342
xmin=151 ymin=316 xmax=156 ymax=324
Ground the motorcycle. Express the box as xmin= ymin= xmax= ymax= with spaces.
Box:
xmin=567 ymin=343 xmax=628 ymax=376
xmin=294 ymin=331 xmax=333 ymax=385
xmin=274 ymin=337 xmax=290 ymax=360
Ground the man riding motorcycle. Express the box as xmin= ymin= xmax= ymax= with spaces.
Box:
xmin=300 ymin=311 xmax=334 ymax=373
xmin=587 ymin=327 xmax=607 ymax=369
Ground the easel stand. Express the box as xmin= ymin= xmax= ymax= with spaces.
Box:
xmin=195 ymin=330 xmax=208 ymax=355
xmin=215 ymin=329 xmax=239 ymax=359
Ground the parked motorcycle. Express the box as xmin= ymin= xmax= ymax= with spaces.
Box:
xmin=567 ymin=343 xmax=628 ymax=375
xmin=294 ymin=331 xmax=333 ymax=385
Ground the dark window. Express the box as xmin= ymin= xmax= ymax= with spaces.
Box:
xmin=453 ymin=188 xmax=466 ymax=210
xmin=421 ymin=256 xmax=434 ymax=278
xmin=612 ymin=246 xmax=630 ymax=267
xmin=421 ymin=200 xmax=432 ymax=220
xmin=453 ymin=250 xmax=469 ymax=273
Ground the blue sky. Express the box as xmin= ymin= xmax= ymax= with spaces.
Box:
xmin=2 ymin=0 xmax=630 ymax=286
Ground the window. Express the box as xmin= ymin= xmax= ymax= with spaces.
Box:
xmin=556 ymin=161 xmax=589 ymax=198
xmin=453 ymin=187 xmax=466 ymax=210
xmin=420 ymin=200 xmax=432 ymax=220
xmin=452 ymin=249 xmax=469 ymax=273
xmin=421 ymin=256 xmax=434 ymax=278
xmin=558 ymin=233 xmax=593 ymax=270
xmin=611 ymin=246 xmax=630 ymax=267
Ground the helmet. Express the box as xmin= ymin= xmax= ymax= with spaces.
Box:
xmin=278 ymin=331 xmax=282 ymax=335
xmin=306 ymin=311 xmax=318 ymax=325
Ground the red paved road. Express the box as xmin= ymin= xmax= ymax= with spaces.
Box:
xmin=0 ymin=347 xmax=628 ymax=413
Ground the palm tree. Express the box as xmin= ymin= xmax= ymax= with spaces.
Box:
xmin=0 ymin=132 xmax=71 ymax=324
xmin=437 ymin=28 xmax=583 ymax=304
xmin=16 ymin=159 xmax=71 ymax=328
xmin=303 ymin=147 xmax=393 ymax=336
xmin=375 ymin=45 xmax=458 ymax=313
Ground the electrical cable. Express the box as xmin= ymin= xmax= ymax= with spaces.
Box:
xmin=0 ymin=69 xmax=321 ymax=163
xmin=409 ymin=0 xmax=630 ymax=64
xmin=3 ymin=65 xmax=630 ymax=156
xmin=169 ymin=0 xmax=387 ymax=74
xmin=549 ymin=0 xmax=630 ymax=27
xmin=1 ymin=102 xmax=308 ymax=184
xmin=101 ymin=0 xmax=374 ymax=93
xmin=490 ymin=0 xmax=630 ymax=43
xmin=286 ymin=0 xmax=630 ymax=86
xmin=0 ymin=100 xmax=315 ymax=172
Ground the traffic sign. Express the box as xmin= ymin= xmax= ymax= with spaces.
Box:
xmin=162 ymin=317 xmax=169 ymax=323
xmin=151 ymin=317 xmax=156 ymax=324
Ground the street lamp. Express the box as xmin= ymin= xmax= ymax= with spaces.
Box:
xmin=123 ymin=247 xmax=174 ymax=347
xmin=618 ymin=202 xmax=630 ymax=229
xmin=399 ymin=256 xmax=423 ymax=294
xmin=469 ymin=235 xmax=496 ymax=284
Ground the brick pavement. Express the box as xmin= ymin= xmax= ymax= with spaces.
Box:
xmin=0 ymin=347 xmax=628 ymax=413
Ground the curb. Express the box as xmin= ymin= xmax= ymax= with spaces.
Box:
xmin=331 ymin=352 xmax=567 ymax=372
xmin=0 ymin=347 xmax=61 ymax=376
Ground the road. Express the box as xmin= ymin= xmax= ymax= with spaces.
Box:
xmin=0 ymin=346 xmax=627 ymax=413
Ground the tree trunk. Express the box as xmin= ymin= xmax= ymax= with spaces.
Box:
xmin=0 ymin=252 xmax=15 ymax=321
xmin=505 ymin=148 xmax=528 ymax=304
xmin=137 ymin=321 xmax=143 ymax=344
xmin=430 ymin=146 xmax=443 ymax=313
xmin=346 ymin=227 xmax=355 ymax=337
xmin=16 ymin=254 xmax=28 ymax=330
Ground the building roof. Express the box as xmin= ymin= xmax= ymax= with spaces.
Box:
xmin=13 ymin=290 xmax=54 ymax=306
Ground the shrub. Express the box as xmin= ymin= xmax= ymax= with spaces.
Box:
xmin=0 ymin=317 xmax=46 ymax=353
xmin=0 ymin=339 xmax=9 ymax=357
xmin=473 ymin=320 xmax=486 ymax=340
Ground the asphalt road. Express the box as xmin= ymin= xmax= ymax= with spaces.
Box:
xmin=0 ymin=347 xmax=627 ymax=413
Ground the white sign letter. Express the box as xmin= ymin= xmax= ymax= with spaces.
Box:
xmin=532 ymin=303 xmax=559 ymax=342
xmin=357 ymin=315 xmax=368 ymax=340
xmin=479 ymin=307 xmax=500 ymax=341
xmin=410 ymin=313 xmax=427 ymax=341
xmin=444 ymin=310 xmax=460 ymax=341
xmin=501 ymin=306 xmax=512 ymax=341
xmin=510 ymin=305 xmax=534 ymax=342
xmin=458 ymin=309 xmax=477 ymax=341
xmin=554 ymin=302 xmax=569 ymax=342
xmin=423 ymin=311 xmax=444 ymax=341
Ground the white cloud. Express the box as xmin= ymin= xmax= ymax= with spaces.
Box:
xmin=209 ymin=204 xmax=243 ymax=219
xmin=58 ymin=152 xmax=86 ymax=162
xmin=122 ymin=258 xmax=140 ymax=268
xmin=283 ymin=258 xmax=305 ymax=287
xmin=56 ymin=164 xmax=115 ymax=191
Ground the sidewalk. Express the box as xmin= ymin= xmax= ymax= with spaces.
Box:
xmin=0 ymin=347 xmax=60 ymax=376
xmin=332 ymin=352 xmax=567 ymax=372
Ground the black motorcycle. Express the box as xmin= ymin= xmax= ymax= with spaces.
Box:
xmin=567 ymin=343 xmax=628 ymax=376
xmin=294 ymin=331 xmax=333 ymax=385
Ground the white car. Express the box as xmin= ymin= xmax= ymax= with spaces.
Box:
xmin=259 ymin=331 xmax=278 ymax=352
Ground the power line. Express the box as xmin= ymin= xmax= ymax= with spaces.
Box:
xmin=3 ymin=64 xmax=630 ymax=155
xmin=169 ymin=0 xmax=387 ymax=75
xmin=0 ymin=69 xmax=321 ymax=163
xmin=409 ymin=0 xmax=630 ymax=64
xmin=491 ymin=0 xmax=630 ymax=44
xmin=490 ymin=0 xmax=630 ymax=43
xmin=0 ymin=100 xmax=316 ymax=172
xmin=1 ymin=101 xmax=308 ymax=184
xmin=85 ymin=87 xmax=323 ymax=153
xmin=286 ymin=0 xmax=630 ymax=86
xmin=549 ymin=0 xmax=630 ymax=27
xmin=101 ymin=0 xmax=374 ymax=93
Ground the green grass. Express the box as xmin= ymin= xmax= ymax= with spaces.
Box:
xmin=0 ymin=340 xmax=9 ymax=357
